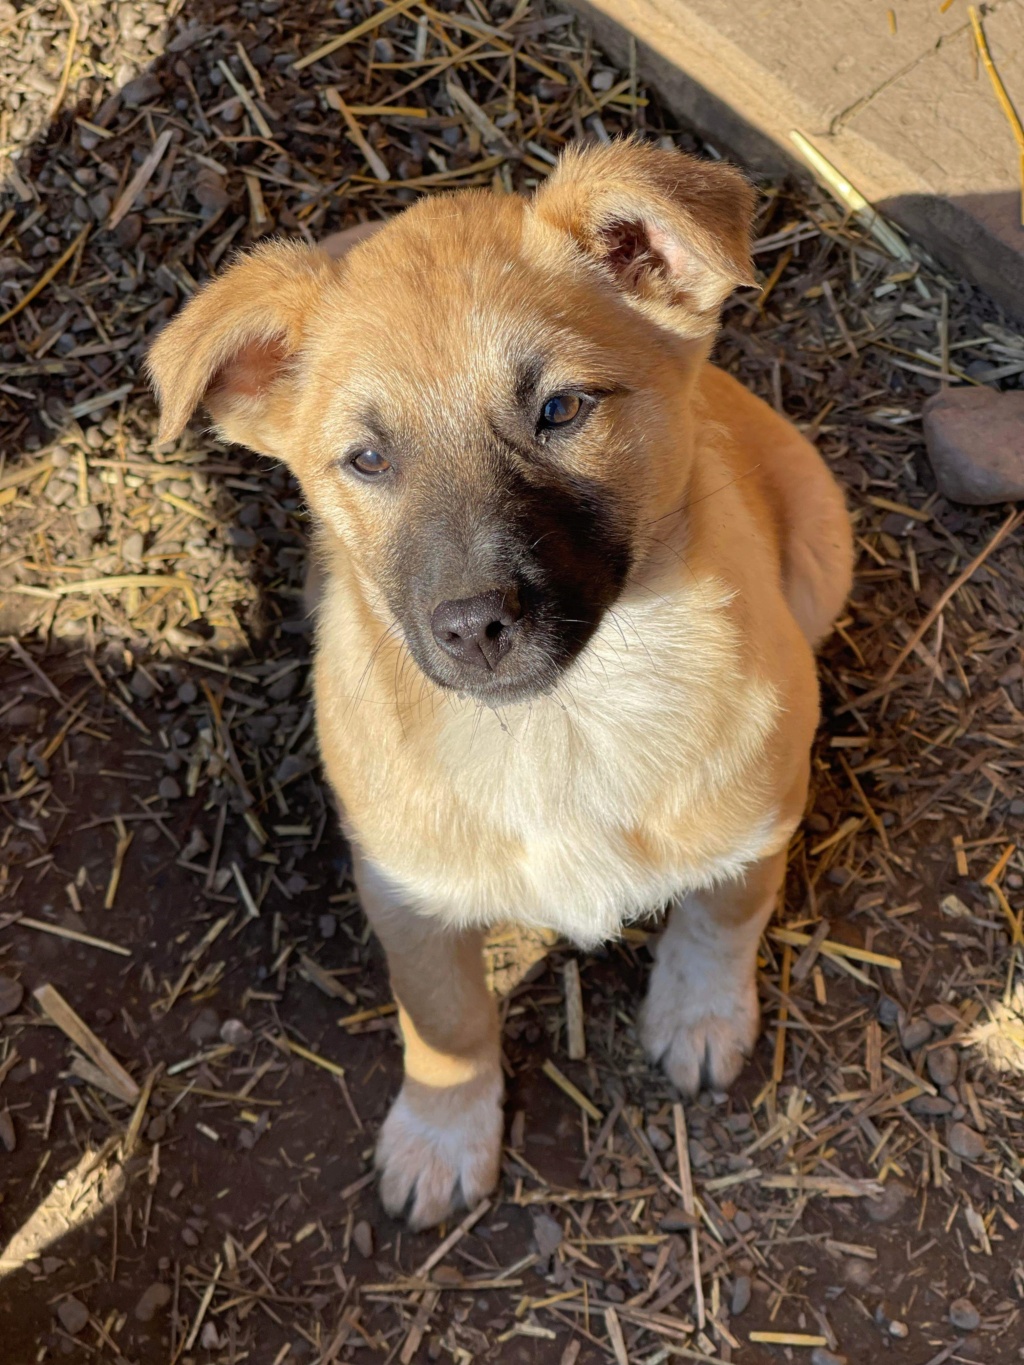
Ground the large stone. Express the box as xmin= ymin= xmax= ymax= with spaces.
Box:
xmin=922 ymin=388 xmax=1024 ymax=505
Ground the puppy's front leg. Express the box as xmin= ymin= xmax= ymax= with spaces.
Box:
xmin=354 ymin=854 xmax=503 ymax=1229
xmin=641 ymin=851 xmax=786 ymax=1095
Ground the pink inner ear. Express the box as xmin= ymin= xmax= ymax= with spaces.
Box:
xmin=645 ymin=223 xmax=693 ymax=284
xmin=211 ymin=335 xmax=290 ymax=403
xmin=600 ymin=217 xmax=694 ymax=293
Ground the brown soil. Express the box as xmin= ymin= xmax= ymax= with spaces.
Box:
xmin=2 ymin=1 xmax=1024 ymax=1363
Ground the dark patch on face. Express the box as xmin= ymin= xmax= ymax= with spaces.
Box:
xmin=388 ymin=442 xmax=632 ymax=705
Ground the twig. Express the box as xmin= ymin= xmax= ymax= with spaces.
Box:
xmin=0 ymin=225 xmax=90 ymax=328
xmin=969 ymin=5 xmax=1024 ymax=224
xmin=882 ymin=508 xmax=1023 ymax=683
xmin=50 ymin=0 xmax=80 ymax=118
xmin=34 ymin=984 xmax=140 ymax=1104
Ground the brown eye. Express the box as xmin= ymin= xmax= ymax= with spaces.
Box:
xmin=350 ymin=449 xmax=391 ymax=477
xmin=539 ymin=393 xmax=583 ymax=428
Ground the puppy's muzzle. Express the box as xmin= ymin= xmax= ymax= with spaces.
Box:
xmin=430 ymin=587 xmax=522 ymax=672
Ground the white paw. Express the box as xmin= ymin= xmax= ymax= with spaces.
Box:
xmin=375 ymin=1072 xmax=503 ymax=1230
xmin=640 ymin=938 xmax=760 ymax=1095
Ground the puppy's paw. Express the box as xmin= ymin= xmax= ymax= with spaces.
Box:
xmin=375 ymin=1071 xmax=503 ymax=1230
xmin=640 ymin=944 xmax=760 ymax=1095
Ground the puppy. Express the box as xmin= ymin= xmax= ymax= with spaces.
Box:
xmin=149 ymin=140 xmax=853 ymax=1230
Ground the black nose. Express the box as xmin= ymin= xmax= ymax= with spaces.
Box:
xmin=430 ymin=588 xmax=522 ymax=670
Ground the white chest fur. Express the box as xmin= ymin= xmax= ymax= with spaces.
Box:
xmin=319 ymin=578 xmax=792 ymax=947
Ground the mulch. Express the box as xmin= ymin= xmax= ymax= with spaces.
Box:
xmin=1 ymin=1 xmax=1024 ymax=1363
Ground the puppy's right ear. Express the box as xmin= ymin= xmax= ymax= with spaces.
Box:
xmin=147 ymin=240 xmax=335 ymax=457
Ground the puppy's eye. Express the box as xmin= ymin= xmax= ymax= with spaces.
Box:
xmin=539 ymin=393 xmax=583 ymax=429
xmin=350 ymin=449 xmax=391 ymax=477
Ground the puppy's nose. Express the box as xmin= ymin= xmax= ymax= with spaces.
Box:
xmin=431 ymin=589 xmax=522 ymax=671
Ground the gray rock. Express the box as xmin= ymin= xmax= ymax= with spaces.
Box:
xmin=56 ymin=1297 xmax=89 ymax=1335
xmin=115 ymin=213 xmax=143 ymax=249
xmin=949 ymin=1297 xmax=980 ymax=1331
xmin=909 ymin=1094 xmax=954 ymax=1117
xmin=352 ymin=1219 xmax=374 ymax=1257
xmin=923 ymin=388 xmax=1024 ymax=505
xmin=811 ymin=1351 xmax=847 ymax=1365
xmin=134 ymin=1281 xmax=171 ymax=1322
xmin=158 ymin=776 xmax=181 ymax=801
xmin=74 ymin=504 xmax=102 ymax=534
xmin=865 ymin=1180 xmax=909 ymax=1223
xmin=659 ymin=1209 xmax=698 ymax=1232
xmin=730 ymin=1274 xmax=752 ymax=1316
xmin=924 ymin=1002 xmax=961 ymax=1030
xmin=87 ymin=190 xmax=112 ymax=223
xmin=194 ymin=169 xmax=230 ymax=215
xmin=220 ymin=1019 xmax=252 ymax=1047
xmin=532 ymin=1212 xmax=563 ymax=1257
xmin=877 ymin=995 xmax=902 ymax=1027
xmin=949 ymin=1121 xmax=986 ymax=1161
xmin=0 ymin=975 xmax=23 ymax=1017
xmin=122 ymin=530 xmax=145 ymax=564
xmin=900 ymin=1017 xmax=932 ymax=1052
xmin=189 ymin=1007 xmax=221 ymax=1045
xmin=927 ymin=1046 xmax=959 ymax=1088
xmin=122 ymin=72 xmax=163 ymax=107
xmin=129 ymin=669 xmax=155 ymax=700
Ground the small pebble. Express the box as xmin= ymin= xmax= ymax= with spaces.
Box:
xmin=887 ymin=1320 xmax=909 ymax=1339
xmin=733 ymin=1209 xmax=753 ymax=1234
xmin=177 ymin=680 xmax=198 ymax=704
xmin=220 ymin=1019 xmax=252 ymax=1047
xmin=865 ymin=1180 xmax=908 ymax=1223
xmin=646 ymin=1123 xmax=671 ymax=1151
xmin=900 ymin=1017 xmax=932 ymax=1052
xmin=0 ymin=1109 xmax=15 ymax=1152
xmin=181 ymin=1226 xmax=199 ymax=1247
xmin=56 ymin=1297 xmax=89 ymax=1335
xmin=115 ymin=213 xmax=143 ymax=249
xmin=130 ymin=669 xmax=156 ymax=700
xmin=949 ymin=1297 xmax=980 ymax=1331
xmin=121 ymin=530 xmax=145 ymax=564
xmin=318 ymin=914 xmax=337 ymax=939
xmin=74 ymin=504 xmax=102 ymax=534
xmin=659 ymin=1210 xmax=698 ymax=1232
xmin=876 ymin=995 xmax=902 ymax=1028
xmin=926 ymin=1046 xmax=959 ymax=1088
xmin=949 ymin=1122 xmax=986 ymax=1162
xmin=730 ymin=1274 xmax=752 ymax=1316
xmin=122 ymin=72 xmax=163 ymax=106
xmin=158 ymin=776 xmax=181 ymax=801
xmin=532 ymin=1212 xmax=562 ymax=1257
xmin=352 ymin=1219 xmax=374 ymax=1258
xmin=811 ymin=1351 xmax=847 ymax=1365
xmin=134 ymin=1282 xmax=171 ymax=1323
xmin=925 ymin=1002 xmax=961 ymax=1029
xmin=909 ymin=1095 xmax=954 ymax=1117
xmin=189 ymin=1007 xmax=221 ymax=1045
xmin=146 ymin=1114 xmax=167 ymax=1143
xmin=0 ymin=974 xmax=24 ymax=1017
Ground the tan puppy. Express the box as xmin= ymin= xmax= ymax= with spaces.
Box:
xmin=149 ymin=140 xmax=853 ymax=1230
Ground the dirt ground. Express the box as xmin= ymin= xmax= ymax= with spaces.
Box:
xmin=2 ymin=2 xmax=1024 ymax=1363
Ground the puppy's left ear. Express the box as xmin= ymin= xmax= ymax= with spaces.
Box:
xmin=532 ymin=140 xmax=756 ymax=337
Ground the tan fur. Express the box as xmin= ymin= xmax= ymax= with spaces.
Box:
xmin=149 ymin=142 xmax=853 ymax=1229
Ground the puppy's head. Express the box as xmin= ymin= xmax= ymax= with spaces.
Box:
xmin=149 ymin=140 xmax=755 ymax=704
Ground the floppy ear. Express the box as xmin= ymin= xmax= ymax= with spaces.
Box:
xmin=147 ymin=240 xmax=337 ymax=456
xmin=532 ymin=140 xmax=756 ymax=337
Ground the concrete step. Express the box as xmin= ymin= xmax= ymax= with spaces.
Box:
xmin=570 ymin=0 xmax=1024 ymax=320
